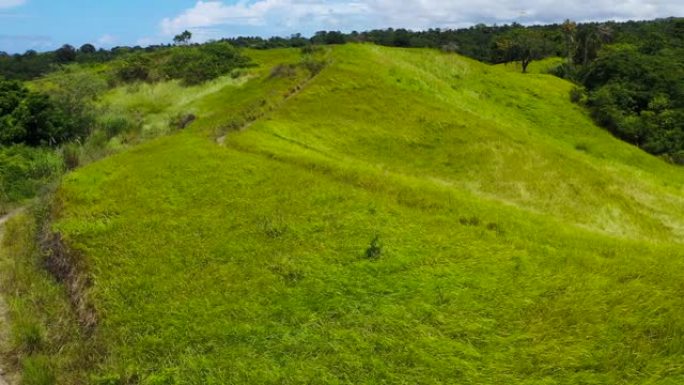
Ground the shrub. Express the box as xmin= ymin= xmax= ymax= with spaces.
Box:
xmin=262 ymin=217 xmax=288 ymax=238
xmin=117 ymin=55 xmax=152 ymax=83
xmin=302 ymin=58 xmax=326 ymax=77
xmin=101 ymin=115 xmax=135 ymax=138
xmin=21 ymin=355 xmax=56 ymax=385
xmin=549 ymin=62 xmax=578 ymax=80
xmin=0 ymin=145 xmax=62 ymax=204
xmin=459 ymin=216 xmax=481 ymax=226
xmin=365 ymin=235 xmax=382 ymax=260
xmin=301 ymin=45 xmax=323 ymax=55
xmin=270 ymin=64 xmax=297 ymax=78
xmin=61 ymin=142 xmax=81 ymax=170
xmin=169 ymin=113 xmax=196 ymax=130
xmin=671 ymin=150 xmax=684 ymax=165
xmin=569 ymin=86 xmax=585 ymax=104
xmin=14 ymin=321 xmax=44 ymax=353
xmin=575 ymin=142 xmax=590 ymax=152
xmin=486 ymin=222 xmax=504 ymax=234
xmin=163 ymin=42 xmax=253 ymax=86
xmin=441 ymin=43 xmax=460 ymax=53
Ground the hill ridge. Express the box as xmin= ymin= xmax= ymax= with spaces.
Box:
xmin=12 ymin=44 xmax=684 ymax=384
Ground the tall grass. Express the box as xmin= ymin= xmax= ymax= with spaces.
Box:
xmin=5 ymin=44 xmax=684 ymax=383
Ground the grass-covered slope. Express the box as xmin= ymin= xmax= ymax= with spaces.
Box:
xmin=47 ymin=45 xmax=684 ymax=384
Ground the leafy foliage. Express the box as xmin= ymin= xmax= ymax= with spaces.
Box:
xmin=566 ymin=25 xmax=684 ymax=161
xmin=0 ymin=72 xmax=105 ymax=147
xmin=173 ymin=30 xmax=192 ymax=46
xmin=0 ymin=145 xmax=62 ymax=206
xmin=116 ymin=42 xmax=253 ymax=85
xmin=0 ymin=79 xmax=67 ymax=146
xmin=494 ymin=28 xmax=553 ymax=72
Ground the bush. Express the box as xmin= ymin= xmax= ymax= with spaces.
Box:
xmin=163 ymin=42 xmax=253 ymax=85
xmin=115 ymin=42 xmax=253 ymax=86
xmin=0 ymin=145 xmax=62 ymax=204
xmin=365 ymin=235 xmax=382 ymax=260
xmin=569 ymin=87 xmax=585 ymax=104
xmin=169 ymin=113 xmax=196 ymax=130
xmin=61 ymin=142 xmax=81 ymax=170
xmin=441 ymin=43 xmax=460 ymax=53
xmin=101 ymin=115 xmax=136 ymax=138
xmin=459 ymin=216 xmax=480 ymax=226
xmin=270 ymin=64 xmax=297 ymax=78
xmin=672 ymin=151 xmax=684 ymax=165
xmin=117 ymin=55 xmax=153 ymax=83
xmin=21 ymin=355 xmax=56 ymax=385
xmin=549 ymin=62 xmax=578 ymax=80
xmin=301 ymin=45 xmax=323 ymax=55
xmin=301 ymin=57 xmax=326 ymax=77
xmin=14 ymin=321 xmax=44 ymax=353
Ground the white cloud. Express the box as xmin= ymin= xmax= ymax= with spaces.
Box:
xmin=97 ymin=34 xmax=118 ymax=46
xmin=160 ymin=0 xmax=371 ymax=36
xmin=0 ymin=0 xmax=25 ymax=9
xmin=160 ymin=0 xmax=684 ymax=38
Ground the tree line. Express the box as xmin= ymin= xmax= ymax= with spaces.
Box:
xmin=0 ymin=18 xmax=682 ymax=159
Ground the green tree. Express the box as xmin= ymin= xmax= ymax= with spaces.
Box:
xmin=55 ymin=44 xmax=77 ymax=63
xmin=561 ymin=19 xmax=577 ymax=65
xmin=173 ymin=30 xmax=193 ymax=45
xmin=495 ymin=29 xmax=551 ymax=73
xmin=574 ymin=24 xmax=612 ymax=66
xmin=79 ymin=43 xmax=96 ymax=54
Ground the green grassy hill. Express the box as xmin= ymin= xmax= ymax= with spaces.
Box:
xmin=10 ymin=44 xmax=684 ymax=384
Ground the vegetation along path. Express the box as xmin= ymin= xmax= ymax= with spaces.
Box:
xmin=0 ymin=208 xmax=23 ymax=385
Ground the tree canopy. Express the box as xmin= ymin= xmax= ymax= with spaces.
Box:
xmin=173 ymin=30 xmax=193 ymax=45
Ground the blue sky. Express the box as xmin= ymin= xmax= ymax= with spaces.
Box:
xmin=0 ymin=0 xmax=191 ymax=52
xmin=1 ymin=0 xmax=682 ymax=53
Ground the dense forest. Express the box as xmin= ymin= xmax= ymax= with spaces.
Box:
xmin=1 ymin=18 xmax=683 ymax=212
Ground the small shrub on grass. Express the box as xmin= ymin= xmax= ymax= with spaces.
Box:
xmin=0 ymin=145 xmax=63 ymax=204
xmin=101 ymin=115 xmax=136 ymax=138
xmin=230 ymin=69 xmax=245 ymax=79
xmin=569 ymin=86 xmax=586 ymax=104
xmin=301 ymin=45 xmax=323 ymax=55
xmin=270 ymin=64 xmax=297 ymax=79
xmin=365 ymin=235 xmax=382 ymax=260
xmin=302 ymin=58 xmax=326 ymax=77
xmin=575 ymin=142 xmax=590 ymax=152
xmin=671 ymin=150 xmax=684 ymax=165
xmin=117 ymin=55 xmax=153 ymax=83
xmin=21 ymin=355 xmax=56 ymax=385
xmin=90 ymin=374 xmax=122 ymax=385
xmin=486 ymin=222 xmax=504 ymax=235
xmin=262 ymin=217 xmax=288 ymax=238
xmin=441 ymin=43 xmax=460 ymax=54
xmin=13 ymin=321 xmax=45 ymax=353
xmin=61 ymin=142 xmax=81 ymax=170
xmin=169 ymin=113 xmax=197 ymax=130
xmin=459 ymin=216 xmax=480 ymax=226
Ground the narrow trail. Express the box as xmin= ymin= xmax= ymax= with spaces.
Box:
xmin=0 ymin=208 xmax=23 ymax=228
xmin=216 ymin=71 xmax=321 ymax=146
xmin=0 ymin=208 xmax=23 ymax=385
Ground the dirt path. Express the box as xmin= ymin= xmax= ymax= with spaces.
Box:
xmin=0 ymin=208 xmax=23 ymax=228
xmin=0 ymin=208 xmax=23 ymax=385
xmin=216 ymin=72 xmax=321 ymax=146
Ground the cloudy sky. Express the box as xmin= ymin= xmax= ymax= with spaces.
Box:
xmin=0 ymin=0 xmax=682 ymax=52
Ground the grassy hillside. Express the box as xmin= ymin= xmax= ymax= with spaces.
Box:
xmin=8 ymin=44 xmax=684 ymax=384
